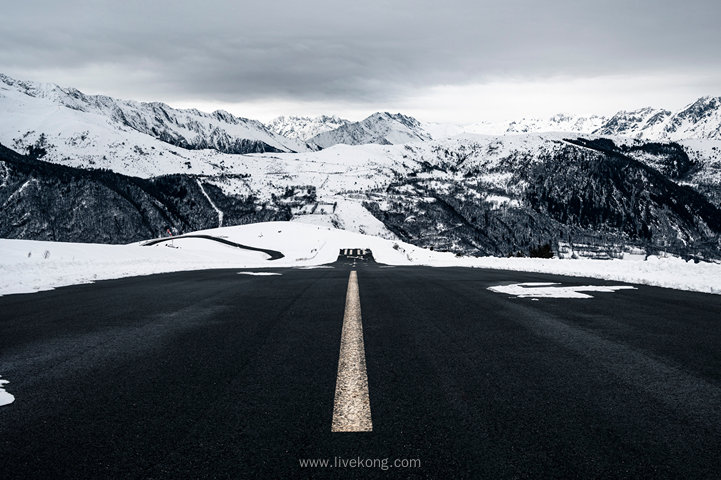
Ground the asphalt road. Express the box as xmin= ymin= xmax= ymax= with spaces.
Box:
xmin=1 ymin=252 xmax=721 ymax=479
xmin=142 ymin=235 xmax=285 ymax=260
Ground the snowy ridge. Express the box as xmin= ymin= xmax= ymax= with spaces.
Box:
xmin=596 ymin=97 xmax=721 ymax=141
xmin=465 ymin=114 xmax=607 ymax=136
xmin=267 ymin=115 xmax=351 ymax=141
xmin=2 ymin=72 xmax=720 ymax=162
xmin=0 ymin=73 xmax=311 ymax=155
xmin=594 ymin=107 xmax=669 ymax=138
xmin=308 ymin=112 xmax=433 ymax=148
xmin=462 ymin=98 xmax=721 ymax=141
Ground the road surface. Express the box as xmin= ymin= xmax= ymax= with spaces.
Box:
xmin=1 ymin=252 xmax=720 ymax=478
xmin=142 ymin=234 xmax=285 ymax=260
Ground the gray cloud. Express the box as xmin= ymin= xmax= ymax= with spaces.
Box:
xmin=1 ymin=0 xmax=720 ymax=105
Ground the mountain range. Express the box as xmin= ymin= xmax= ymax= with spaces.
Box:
xmin=466 ymin=97 xmax=721 ymax=141
xmin=364 ymin=137 xmax=721 ymax=257
xmin=1 ymin=72 xmax=720 ymax=259
xmin=267 ymin=115 xmax=351 ymax=142
xmin=0 ymin=144 xmax=291 ymax=243
xmin=0 ymin=73 xmax=312 ymax=155
xmin=3 ymin=73 xmax=721 ymax=154
xmin=304 ymin=112 xmax=433 ymax=148
xmin=268 ymin=98 xmax=721 ymax=144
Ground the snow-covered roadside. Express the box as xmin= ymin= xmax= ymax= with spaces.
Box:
xmin=437 ymin=255 xmax=721 ymax=295
xmin=0 ymin=222 xmax=419 ymax=295
xmin=1 ymin=221 xmax=720 ymax=296
xmin=0 ymin=238 xmax=263 ymax=295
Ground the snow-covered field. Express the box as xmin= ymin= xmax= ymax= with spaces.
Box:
xmin=1 ymin=221 xmax=720 ymax=297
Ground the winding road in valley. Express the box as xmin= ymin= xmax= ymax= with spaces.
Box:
xmin=142 ymin=234 xmax=285 ymax=260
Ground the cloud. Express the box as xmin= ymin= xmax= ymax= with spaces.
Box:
xmin=2 ymin=0 xmax=720 ymax=119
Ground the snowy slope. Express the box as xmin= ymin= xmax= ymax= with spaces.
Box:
xmin=308 ymin=112 xmax=433 ymax=148
xmin=421 ymin=121 xmax=466 ymax=140
xmin=2 ymin=221 xmax=720 ymax=297
xmin=664 ymin=97 xmax=721 ymax=140
xmin=594 ymin=98 xmax=721 ymax=141
xmin=594 ymin=107 xmax=673 ymax=139
xmin=267 ymin=115 xmax=351 ymax=141
xmin=508 ymin=114 xmax=608 ymax=134
xmin=3 ymin=100 xmax=721 ymax=256
xmin=0 ymin=73 xmax=310 ymax=155
xmin=461 ymin=98 xmax=721 ymax=141
xmin=465 ymin=115 xmax=607 ymax=136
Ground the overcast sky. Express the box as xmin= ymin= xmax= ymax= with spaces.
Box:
xmin=2 ymin=0 xmax=720 ymax=123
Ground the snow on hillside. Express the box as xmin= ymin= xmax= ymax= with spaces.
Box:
xmin=421 ymin=121 xmax=466 ymax=140
xmin=0 ymin=73 xmax=310 ymax=156
xmin=594 ymin=107 xmax=671 ymax=139
xmin=3 ymin=72 xmax=720 ymax=169
xmin=666 ymin=97 xmax=721 ymax=140
xmin=2 ymin=71 xmax=721 ymax=260
xmin=0 ymin=73 xmax=440 ymax=199
xmin=267 ymin=115 xmax=351 ymax=141
xmin=0 ymin=222 xmax=422 ymax=296
xmin=1 ymin=222 xmax=719 ymax=297
xmin=462 ymin=98 xmax=721 ymax=141
xmin=0 ymin=82 xmax=211 ymax=177
xmin=290 ymin=196 xmax=399 ymax=239
xmin=596 ymin=98 xmax=721 ymax=141
xmin=465 ymin=115 xmax=607 ymax=136
xmin=308 ymin=112 xmax=433 ymax=148
xmin=509 ymin=114 xmax=608 ymax=134
xmin=237 ymin=133 xmax=565 ymax=205
xmin=676 ymin=137 xmax=721 ymax=189
xmin=2 ymin=89 xmax=719 ymax=248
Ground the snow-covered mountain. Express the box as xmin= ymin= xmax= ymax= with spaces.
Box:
xmin=463 ymin=98 xmax=721 ymax=141
xmin=2 ymin=72 xmax=721 ymax=259
xmin=420 ymin=121 xmax=467 ymax=140
xmin=0 ymin=143 xmax=290 ymax=243
xmin=4 ymin=132 xmax=720 ymax=258
xmin=465 ymin=114 xmax=608 ymax=136
xmin=307 ymin=112 xmax=433 ymax=148
xmin=510 ymin=114 xmax=608 ymax=135
xmin=267 ymin=115 xmax=351 ymax=141
xmin=0 ymin=73 xmax=311 ymax=155
xmin=595 ymin=97 xmax=721 ymax=140
xmin=593 ymin=107 xmax=668 ymax=138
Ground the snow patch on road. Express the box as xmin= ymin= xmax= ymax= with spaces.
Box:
xmin=489 ymin=282 xmax=637 ymax=299
xmin=0 ymin=376 xmax=15 ymax=406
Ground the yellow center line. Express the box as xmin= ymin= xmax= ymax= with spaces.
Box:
xmin=331 ymin=270 xmax=372 ymax=432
